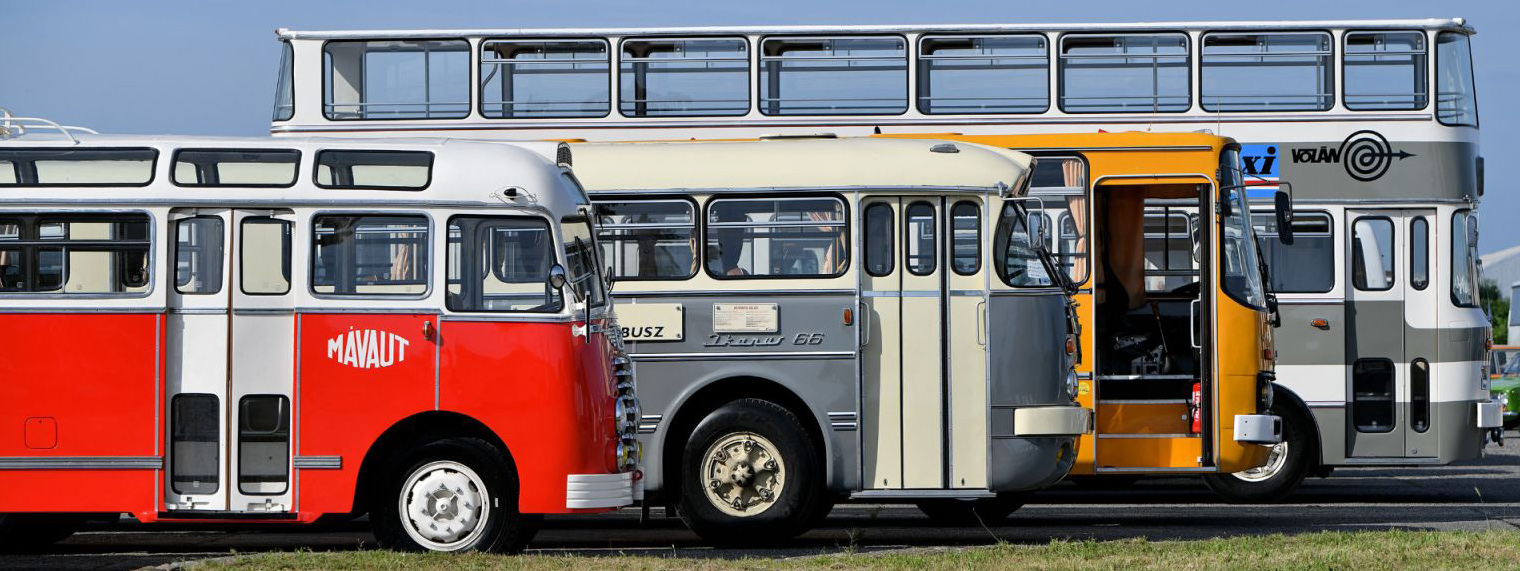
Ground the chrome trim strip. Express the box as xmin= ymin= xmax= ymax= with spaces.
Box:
xmin=441 ymin=314 xmax=575 ymax=323
xmin=948 ymin=289 xmax=985 ymax=297
xmin=861 ymin=290 xmax=939 ymax=298
xmin=830 ymin=422 xmax=859 ymax=431
xmin=629 ymin=351 xmax=855 ymax=361
xmin=0 ymin=307 xmax=165 ymax=314
xmin=827 ymin=411 xmax=858 ymax=420
xmin=614 ymin=289 xmax=855 ymax=298
xmin=638 ymin=425 xmax=659 ymax=434
xmin=0 ymin=456 xmax=163 ymax=470
xmin=294 ymin=307 xmax=443 ymax=315
xmin=1339 ymin=457 xmax=1444 ymax=465
xmin=168 ymin=308 xmax=228 ymax=315
xmin=292 ymin=456 xmax=342 ymax=470
xmin=1276 ymin=298 xmax=1346 ymax=306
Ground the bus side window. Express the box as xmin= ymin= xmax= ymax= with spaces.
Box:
xmin=1351 ymin=217 xmax=1394 ymax=291
xmin=241 ymin=218 xmax=291 ymax=295
xmin=950 ymin=201 xmax=981 ymax=275
xmin=176 ymin=217 xmax=225 ymax=294
xmin=1410 ymin=217 xmax=1429 ymax=290
xmin=904 ymin=201 xmax=937 ymax=276
xmin=310 ymin=215 xmax=428 ymax=296
xmin=447 ymin=216 xmax=562 ymax=313
xmin=864 ymin=203 xmax=894 ymax=277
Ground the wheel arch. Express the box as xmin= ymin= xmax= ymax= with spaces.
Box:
xmin=658 ymin=375 xmax=831 ymax=503
xmin=1270 ymin=382 xmax=1323 ymax=469
xmin=351 ymin=410 xmax=518 ymax=516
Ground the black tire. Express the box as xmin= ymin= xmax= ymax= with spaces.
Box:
xmin=678 ymin=398 xmax=824 ymax=545
xmin=914 ymin=493 xmax=1024 ymax=527
xmin=0 ymin=514 xmax=85 ymax=552
xmin=370 ymin=438 xmax=539 ymax=553
xmin=1202 ymin=396 xmax=1315 ymax=503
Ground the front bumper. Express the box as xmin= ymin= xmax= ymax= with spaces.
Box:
xmin=1013 ymin=405 xmax=1093 ymax=436
xmin=566 ymin=472 xmax=637 ymax=509
xmin=1234 ymin=414 xmax=1283 ymax=445
xmin=1477 ymin=399 xmax=1504 ymax=429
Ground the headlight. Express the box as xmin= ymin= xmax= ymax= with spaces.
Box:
xmin=1066 ymin=369 xmax=1080 ymax=400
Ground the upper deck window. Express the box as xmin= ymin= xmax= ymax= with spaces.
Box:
xmin=481 ymin=40 xmax=610 ymax=119
xmin=706 ymin=197 xmax=848 ymax=278
xmin=1436 ymin=32 xmax=1478 ymax=126
xmin=1202 ymin=32 xmax=1333 ymax=112
xmin=1343 ymin=31 xmax=1427 ymax=111
xmin=759 ymin=37 xmax=908 ymax=116
xmin=918 ymin=35 xmax=1049 ymax=115
xmin=314 ymin=150 xmax=432 ymax=190
xmin=594 ymin=200 xmax=697 ymax=280
xmin=272 ymin=41 xmax=294 ymax=122
xmin=323 ymin=39 xmax=470 ymax=120
xmin=1060 ymin=34 xmax=1190 ymax=113
xmin=0 ymin=148 xmax=157 ymax=187
xmin=620 ymin=38 xmax=749 ymax=117
xmin=173 ymin=149 xmax=300 ymax=188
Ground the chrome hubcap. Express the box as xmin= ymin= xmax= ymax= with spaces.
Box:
xmin=1232 ymin=440 xmax=1288 ymax=483
xmin=400 ymin=460 xmax=490 ymax=550
xmin=701 ymin=432 xmax=785 ymax=517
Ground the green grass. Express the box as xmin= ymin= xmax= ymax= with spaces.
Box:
xmin=200 ymin=529 xmax=1519 ymax=570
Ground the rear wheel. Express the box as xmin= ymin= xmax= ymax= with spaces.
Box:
xmin=0 ymin=514 xmax=85 ymax=552
xmin=914 ymin=494 xmax=1024 ymax=527
xmin=678 ymin=399 xmax=824 ymax=545
xmin=1203 ymin=397 xmax=1314 ymax=503
xmin=371 ymin=438 xmax=539 ymax=553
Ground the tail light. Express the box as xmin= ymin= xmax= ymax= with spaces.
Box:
xmin=1189 ymin=382 xmax=1202 ymax=434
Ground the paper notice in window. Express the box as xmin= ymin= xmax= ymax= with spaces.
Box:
xmin=712 ymin=303 xmax=779 ymax=333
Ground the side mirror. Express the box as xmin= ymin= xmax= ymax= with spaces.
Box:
xmin=1274 ymin=189 xmax=1294 ymax=245
xmin=549 ymin=263 xmax=580 ymax=301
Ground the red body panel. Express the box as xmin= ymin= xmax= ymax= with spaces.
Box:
xmin=439 ymin=320 xmax=619 ymax=514
xmin=0 ymin=313 xmax=162 ymax=513
xmin=296 ymin=313 xmax=436 ymax=515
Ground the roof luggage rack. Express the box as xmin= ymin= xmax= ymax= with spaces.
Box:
xmin=0 ymin=108 xmax=98 ymax=144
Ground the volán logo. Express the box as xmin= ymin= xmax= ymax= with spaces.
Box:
xmin=1290 ymin=130 xmax=1415 ymax=182
xmin=327 ymin=328 xmax=411 ymax=369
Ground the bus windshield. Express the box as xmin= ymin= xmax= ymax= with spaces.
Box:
xmin=1219 ymin=148 xmax=1267 ymax=310
xmin=993 ymin=201 xmax=1063 ymax=288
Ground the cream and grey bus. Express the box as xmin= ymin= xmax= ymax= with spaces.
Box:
xmin=568 ymin=137 xmax=1087 ymax=542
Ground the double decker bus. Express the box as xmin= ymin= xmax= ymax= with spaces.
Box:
xmin=570 ymin=137 xmax=1088 ymax=541
xmin=266 ymin=17 xmax=1498 ymax=502
xmin=0 ymin=125 xmax=638 ymax=553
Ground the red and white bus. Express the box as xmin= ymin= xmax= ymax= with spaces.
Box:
xmin=0 ymin=125 xmax=638 ymax=553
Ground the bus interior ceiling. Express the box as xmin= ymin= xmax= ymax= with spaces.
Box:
xmin=1095 ymin=183 xmax=1202 ymax=404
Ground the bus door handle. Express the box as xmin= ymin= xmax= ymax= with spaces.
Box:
xmin=1190 ymin=299 xmax=1202 ymax=349
xmin=976 ymin=301 xmax=987 ymax=347
xmin=859 ymin=300 xmax=871 ymax=348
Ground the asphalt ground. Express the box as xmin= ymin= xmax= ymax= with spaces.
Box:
xmin=8 ymin=430 xmax=1520 ymax=570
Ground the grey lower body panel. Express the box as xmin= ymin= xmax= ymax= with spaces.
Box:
xmin=1310 ymin=400 xmax=1489 ymax=466
xmin=987 ymin=436 xmax=1078 ymax=492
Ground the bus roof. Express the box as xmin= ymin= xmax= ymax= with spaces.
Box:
xmin=0 ymin=134 xmax=585 ymax=215
xmin=277 ymin=18 xmax=1472 ymax=40
xmin=569 ymin=138 xmax=1033 ymax=193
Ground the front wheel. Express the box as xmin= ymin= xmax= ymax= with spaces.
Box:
xmin=679 ymin=398 xmax=824 ymax=545
xmin=915 ymin=494 xmax=1025 ymax=527
xmin=1202 ymin=397 xmax=1315 ymax=503
xmin=371 ymin=438 xmax=539 ymax=553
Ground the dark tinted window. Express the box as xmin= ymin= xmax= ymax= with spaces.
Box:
xmin=905 ymin=201 xmax=936 ymax=276
xmin=1411 ymin=217 xmax=1429 ymax=290
xmin=1254 ymin=212 xmax=1334 ymax=293
xmin=864 ymin=203 xmax=894 ymax=277
xmin=951 ymin=201 xmax=980 ymax=275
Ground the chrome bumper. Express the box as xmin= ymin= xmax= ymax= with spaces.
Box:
xmin=1234 ymin=414 xmax=1283 ymax=445
xmin=566 ymin=472 xmax=636 ymax=509
xmin=1013 ymin=405 xmax=1093 ymax=436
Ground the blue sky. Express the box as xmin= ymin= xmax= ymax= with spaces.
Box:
xmin=4 ymin=0 xmax=1517 ymax=252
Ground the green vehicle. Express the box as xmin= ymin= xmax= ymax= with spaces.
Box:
xmin=1494 ymin=354 xmax=1520 ymax=429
